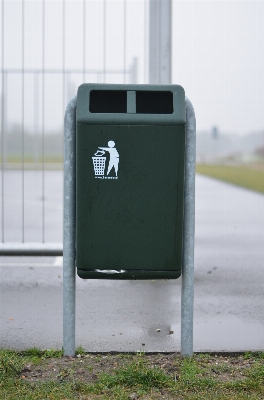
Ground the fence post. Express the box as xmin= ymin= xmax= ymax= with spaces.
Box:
xmin=149 ymin=0 xmax=172 ymax=84
xmin=63 ymin=95 xmax=77 ymax=356
xmin=181 ymin=97 xmax=196 ymax=356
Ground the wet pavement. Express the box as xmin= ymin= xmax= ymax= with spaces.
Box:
xmin=1 ymin=174 xmax=264 ymax=352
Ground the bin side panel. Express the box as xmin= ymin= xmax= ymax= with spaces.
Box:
xmin=76 ymin=124 xmax=185 ymax=277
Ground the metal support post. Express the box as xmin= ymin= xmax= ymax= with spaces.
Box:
xmin=63 ymin=95 xmax=195 ymax=357
xmin=181 ymin=97 xmax=196 ymax=356
xmin=63 ymin=95 xmax=77 ymax=356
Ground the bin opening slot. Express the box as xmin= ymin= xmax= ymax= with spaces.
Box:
xmin=89 ymin=90 xmax=127 ymax=113
xmin=136 ymin=91 xmax=173 ymax=114
xmin=89 ymin=89 xmax=173 ymax=114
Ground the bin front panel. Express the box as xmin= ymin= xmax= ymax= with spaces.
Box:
xmin=76 ymin=124 xmax=185 ymax=278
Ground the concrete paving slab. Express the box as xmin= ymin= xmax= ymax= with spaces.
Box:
xmin=1 ymin=175 xmax=264 ymax=352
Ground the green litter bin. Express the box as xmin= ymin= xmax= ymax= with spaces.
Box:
xmin=76 ymin=83 xmax=186 ymax=279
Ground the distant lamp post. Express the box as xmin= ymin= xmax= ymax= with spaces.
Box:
xmin=212 ymin=126 xmax=219 ymax=139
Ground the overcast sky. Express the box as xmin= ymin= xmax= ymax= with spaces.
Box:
xmin=1 ymin=0 xmax=264 ymax=136
xmin=172 ymin=1 xmax=264 ymax=136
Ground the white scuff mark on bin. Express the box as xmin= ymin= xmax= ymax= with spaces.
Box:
xmin=95 ymin=269 xmax=126 ymax=274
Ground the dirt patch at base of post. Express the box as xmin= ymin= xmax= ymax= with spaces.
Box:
xmin=19 ymin=352 xmax=257 ymax=385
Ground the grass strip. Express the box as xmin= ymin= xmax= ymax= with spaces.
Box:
xmin=0 ymin=349 xmax=264 ymax=399
xmin=196 ymin=164 xmax=264 ymax=194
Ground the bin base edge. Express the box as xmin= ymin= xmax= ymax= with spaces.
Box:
xmin=76 ymin=269 xmax=181 ymax=280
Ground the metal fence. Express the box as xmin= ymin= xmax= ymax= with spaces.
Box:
xmin=0 ymin=0 xmax=147 ymax=253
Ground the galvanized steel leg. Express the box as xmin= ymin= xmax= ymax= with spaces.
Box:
xmin=63 ymin=94 xmax=195 ymax=356
xmin=63 ymin=95 xmax=77 ymax=356
xmin=181 ymin=98 xmax=196 ymax=357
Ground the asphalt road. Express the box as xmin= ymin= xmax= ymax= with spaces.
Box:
xmin=0 ymin=173 xmax=264 ymax=352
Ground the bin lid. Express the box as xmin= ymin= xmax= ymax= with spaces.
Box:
xmin=77 ymin=83 xmax=185 ymax=126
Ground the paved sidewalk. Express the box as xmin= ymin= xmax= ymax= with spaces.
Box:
xmin=1 ymin=175 xmax=264 ymax=352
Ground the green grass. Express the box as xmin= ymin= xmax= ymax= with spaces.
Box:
xmin=196 ymin=163 xmax=264 ymax=194
xmin=0 ymin=349 xmax=264 ymax=399
xmin=0 ymin=348 xmax=64 ymax=376
xmin=0 ymin=155 xmax=63 ymax=170
xmin=76 ymin=345 xmax=86 ymax=355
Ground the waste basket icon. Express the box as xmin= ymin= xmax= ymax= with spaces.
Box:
xmin=92 ymin=156 xmax=106 ymax=176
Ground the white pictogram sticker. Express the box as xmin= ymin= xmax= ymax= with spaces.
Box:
xmin=92 ymin=140 xmax=119 ymax=179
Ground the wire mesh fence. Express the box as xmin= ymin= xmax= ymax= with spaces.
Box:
xmin=0 ymin=0 xmax=147 ymax=249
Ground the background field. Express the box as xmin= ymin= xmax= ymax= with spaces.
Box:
xmin=196 ymin=163 xmax=264 ymax=194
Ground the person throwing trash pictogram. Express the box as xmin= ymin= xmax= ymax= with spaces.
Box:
xmin=98 ymin=140 xmax=119 ymax=177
